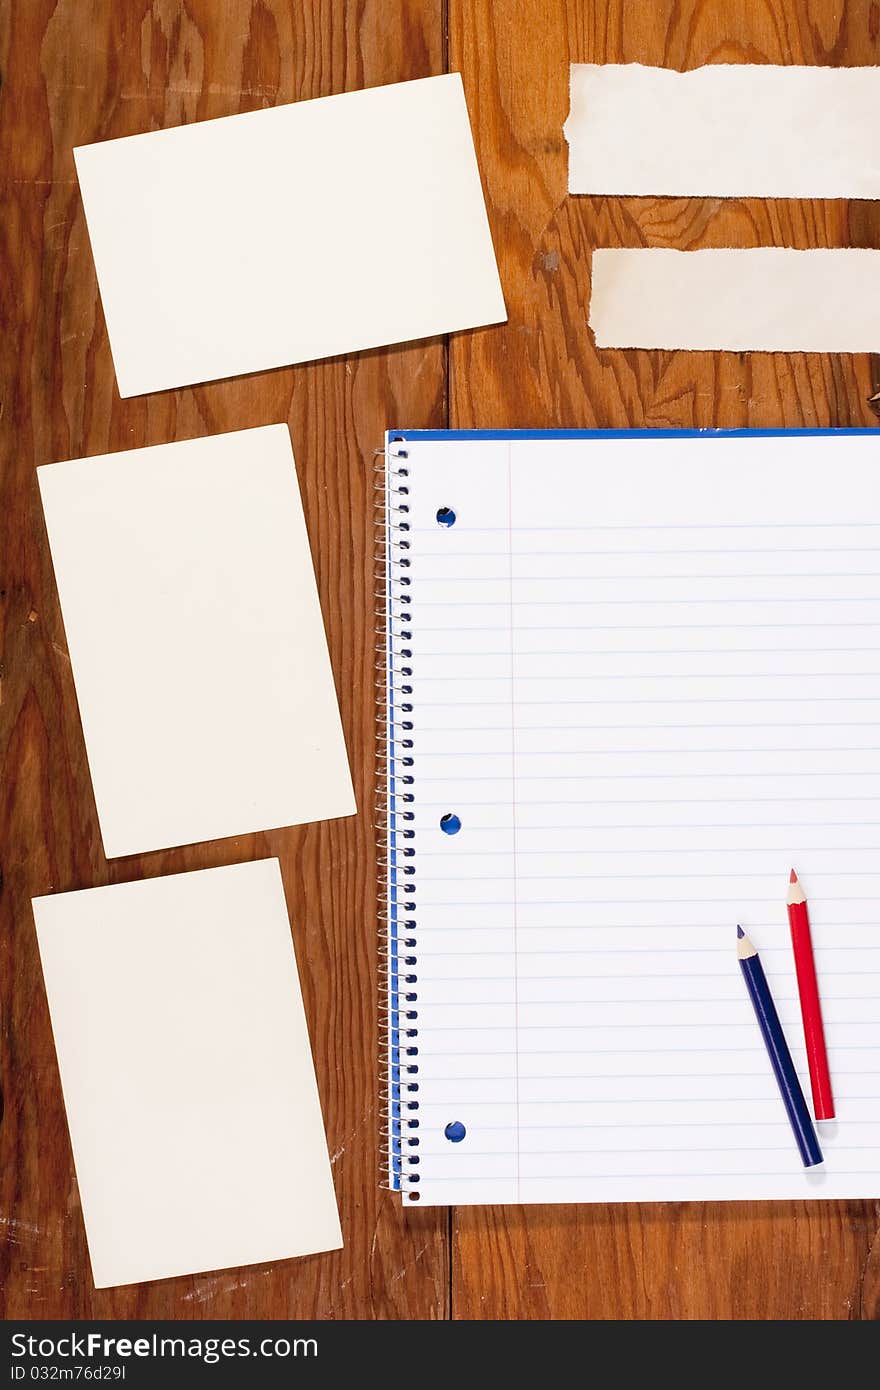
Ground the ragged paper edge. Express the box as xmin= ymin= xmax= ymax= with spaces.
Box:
xmin=588 ymin=248 xmax=880 ymax=354
xmin=564 ymin=62 xmax=880 ymax=200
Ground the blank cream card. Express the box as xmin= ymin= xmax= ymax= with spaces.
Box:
xmin=33 ymin=859 xmax=342 ymax=1287
xmin=38 ymin=424 xmax=355 ymax=858
xmin=73 ymin=74 xmax=506 ymax=397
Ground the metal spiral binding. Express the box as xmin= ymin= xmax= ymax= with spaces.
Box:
xmin=376 ymin=435 xmax=420 ymax=1201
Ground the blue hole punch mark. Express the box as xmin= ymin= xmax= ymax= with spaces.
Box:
xmin=440 ymin=813 xmax=462 ymax=836
xmin=436 ymin=506 xmax=456 ymax=528
xmin=444 ymin=1121 xmax=467 ymax=1143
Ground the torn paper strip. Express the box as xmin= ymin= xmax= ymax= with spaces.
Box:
xmin=566 ymin=64 xmax=880 ymax=199
xmin=589 ymin=248 xmax=880 ymax=353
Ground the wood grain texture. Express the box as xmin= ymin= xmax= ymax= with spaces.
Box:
xmin=449 ymin=0 xmax=880 ymax=1320
xmin=0 ymin=0 xmax=449 ymax=1320
xmin=2 ymin=0 xmax=879 ymax=1324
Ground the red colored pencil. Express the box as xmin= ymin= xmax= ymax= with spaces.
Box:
xmin=787 ymin=869 xmax=835 ymax=1121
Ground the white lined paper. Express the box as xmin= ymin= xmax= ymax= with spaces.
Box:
xmin=392 ymin=431 xmax=880 ymax=1205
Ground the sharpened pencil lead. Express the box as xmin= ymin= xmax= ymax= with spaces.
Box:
xmin=737 ymin=929 xmax=758 ymax=961
xmin=790 ymin=867 xmax=798 ymax=884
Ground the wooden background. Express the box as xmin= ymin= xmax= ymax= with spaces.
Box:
xmin=1 ymin=0 xmax=879 ymax=1321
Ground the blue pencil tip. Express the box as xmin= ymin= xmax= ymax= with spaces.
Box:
xmin=736 ymin=925 xmax=745 ymax=938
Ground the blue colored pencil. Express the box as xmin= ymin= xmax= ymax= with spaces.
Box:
xmin=737 ymin=926 xmax=823 ymax=1169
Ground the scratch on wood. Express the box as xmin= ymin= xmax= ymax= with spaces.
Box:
xmin=0 ymin=1215 xmax=42 ymax=1240
xmin=118 ymin=84 xmax=280 ymax=102
xmin=182 ymin=1275 xmax=250 ymax=1303
xmin=389 ymin=1242 xmax=430 ymax=1283
xmin=857 ymin=1217 xmax=880 ymax=1317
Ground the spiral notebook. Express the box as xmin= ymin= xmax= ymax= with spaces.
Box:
xmin=380 ymin=427 xmax=880 ymax=1207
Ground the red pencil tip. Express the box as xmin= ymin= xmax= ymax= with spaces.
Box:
xmin=789 ymin=867 xmax=798 ymax=883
